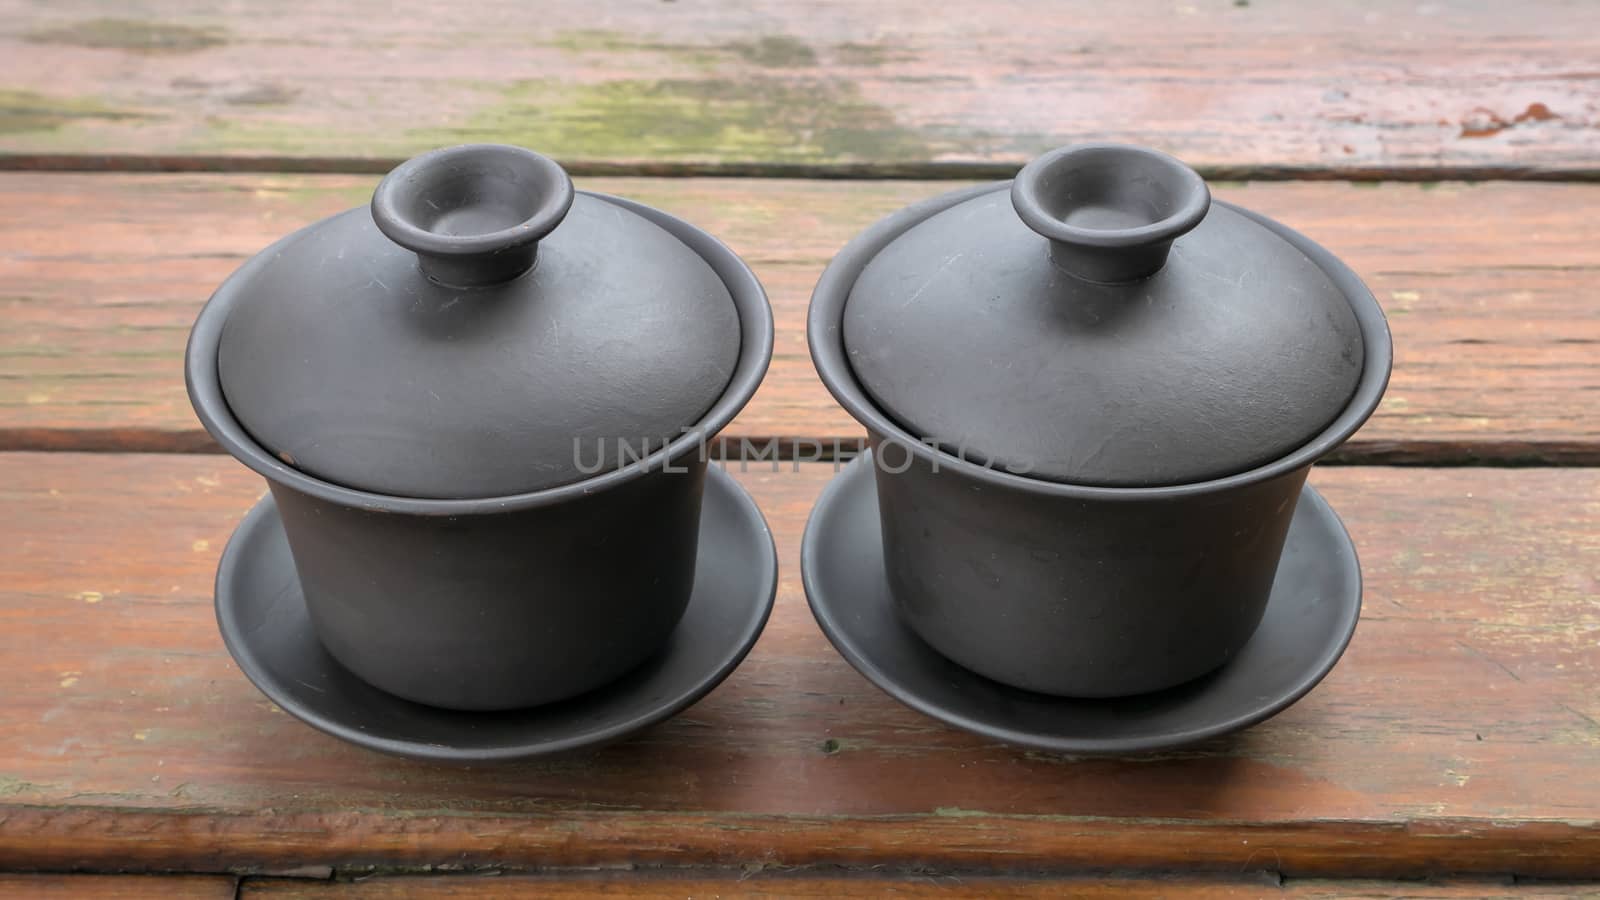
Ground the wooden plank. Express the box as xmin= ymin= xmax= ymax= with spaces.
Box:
xmin=239 ymin=873 xmax=1598 ymax=898
xmin=0 ymin=453 xmax=1596 ymax=877
xmin=0 ymin=2 xmax=1596 ymax=176
xmin=0 ymin=874 xmax=237 ymax=898
xmin=1 ymin=174 xmax=1597 ymax=462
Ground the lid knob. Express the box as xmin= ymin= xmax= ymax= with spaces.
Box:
xmin=371 ymin=144 xmax=575 ymax=288
xmin=1010 ymin=144 xmax=1211 ymax=284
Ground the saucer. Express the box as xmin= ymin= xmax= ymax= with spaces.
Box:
xmin=801 ymin=454 xmax=1362 ymax=754
xmin=215 ymin=464 xmax=777 ymax=763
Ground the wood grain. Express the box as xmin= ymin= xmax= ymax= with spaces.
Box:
xmin=0 ymin=1 xmax=1597 ymax=175
xmin=0 ymin=874 xmax=237 ymax=898
xmin=238 ymin=873 xmax=1598 ymax=898
xmin=2 ymin=175 xmax=1597 ymax=461
xmin=0 ymin=453 xmax=1596 ymax=877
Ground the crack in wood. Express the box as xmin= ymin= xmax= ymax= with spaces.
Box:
xmin=3 ymin=154 xmax=1600 ymax=183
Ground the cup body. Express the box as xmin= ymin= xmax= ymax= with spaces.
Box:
xmin=867 ymin=435 xmax=1308 ymax=696
xmin=265 ymin=458 xmax=706 ymax=710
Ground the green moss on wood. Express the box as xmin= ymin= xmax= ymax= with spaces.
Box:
xmin=0 ymin=776 xmax=47 ymax=797
xmin=0 ymin=88 xmax=150 ymax=135
xmin=725 ymin=36 xmax=817 ymax=68
xmin=549 ymin=31 xmax=817 ymax=68
xmin=546 ymin=29 xmax=716 ymax=67
xmin=415 ymin=77 xmax=931 ymax=163
xmin=834 ymin=41 xmax=913 ymax=66
xmin=26 ymin=18 xmax=228 ymax=54
xmin=547 ymin=29 xmax=646 ymax=53
xmin=225 ymin=84 xmax=300 ymax=107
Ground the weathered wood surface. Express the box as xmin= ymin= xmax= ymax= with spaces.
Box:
xmin=0 ymin=453 xmax=1596 ymax=878
xmin=3 ymin=175 xmax=1597 ymax=462
xmin=1 ymin=1 xmax=1596 ymax=175
xmin=0 ymin=874 xmax=237 ymax=898
xmin=238 ymin=874 xmax=1600 ymax=898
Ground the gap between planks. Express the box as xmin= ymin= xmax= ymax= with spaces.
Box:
xmin=4 ymin=154 xmax=1600 ymax=183
xmin=3 ymin=870 xmax=1595 ymax=898
xmin=224 ymin=871 xmax=1600 ymax=899
xmin=4 ymin=433 xmax=1600 ymax=468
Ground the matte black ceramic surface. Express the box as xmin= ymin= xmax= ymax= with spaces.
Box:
xmin=802 ymin=454 xmax=1361 ymax=754
xmin=264 ymin=460 xmax=706 ymax=710
xmin=842 ymin=144 xmax=1365 ymax=487
xmin=217 ymin=144 xmax=742 ymax=499
xmin=808 ymin=149 xmax=1390 ymax=698
xmin=190 ymin=176 xmax=773 ymax=711
xmin=864 ymin=436 xmax=1308 ymax=696
xmin=216 ymin=464 xmax=777 ymax=763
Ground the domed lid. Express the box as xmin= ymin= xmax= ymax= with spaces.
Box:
xmin=842 ymin=144 xmax=1365 ymax=487
xmin=214 ymin=144 xmax=742 ymax=499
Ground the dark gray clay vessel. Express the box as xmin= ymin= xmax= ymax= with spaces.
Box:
xmin=188 ymin=144 xmax=772 ymax=712
xmin=808 ymin=143 xmax=1391 ymax=698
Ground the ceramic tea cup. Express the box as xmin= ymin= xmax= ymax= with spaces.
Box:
xmin=189 ymin=144 xmax=773 ymax=711
xmin=808 ymin=144 xmax=1391 ymax=697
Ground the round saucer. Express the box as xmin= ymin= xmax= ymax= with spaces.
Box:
xmin=216 ymin=464 xmax=776 ymax=763
xmin=802 ymin=454 xmax=1362 ymax=754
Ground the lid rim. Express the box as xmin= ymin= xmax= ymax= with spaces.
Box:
xmin=188 ymin=190 xmax=773 ymax=516
xmin=808 ymin=185 xmax=1392 ymax=501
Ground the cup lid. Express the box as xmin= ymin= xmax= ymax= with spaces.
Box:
xmin=210 ymin=144 xmax=743 ymax=499
xmin=838 ymin=143 xmax=1367 ymax=487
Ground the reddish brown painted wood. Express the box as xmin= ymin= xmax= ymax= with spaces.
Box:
xmin=0 ymin=874 xmax=237 ymax=898
xmin=239 ymin=873 xmax=1596 ymax=898
xmin=0 ymin=2 xmax=1596 ymax=174
xmin=0 ymin=453 xmax=1596 ymax=877
xmin=2 ymin=175 xmax=1597 ymax=461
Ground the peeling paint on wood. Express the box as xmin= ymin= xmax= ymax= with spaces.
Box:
xmin=0 ymin=1 xmax=1596 ymax=172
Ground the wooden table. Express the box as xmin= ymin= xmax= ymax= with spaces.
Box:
xmin=2 ymin=2 xmax=1597 ymax=896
